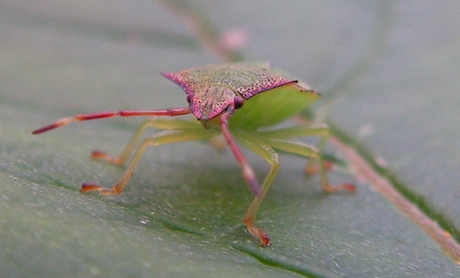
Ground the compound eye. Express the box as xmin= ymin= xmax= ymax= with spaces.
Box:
xmin=233 ymin=96 xmax=244 ymax=109
xmin=186 ymin=93 xmax=194 ymax=104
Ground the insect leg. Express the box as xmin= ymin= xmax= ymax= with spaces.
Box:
xmin=81 ymin=128 xmax=213 ymax=195
xmin=90 ymin=118 xmax=158 ymax=165
xmin=258 ymin=125 xmax=330 ymax=173
xmin=234 ymin=132 xmax=280 ymax=247
xmin=31 ymin=108 xmax=192 ymax=134
xmin=91 ymin=118 xmax=200 ymax=165
xmin=263 ymin=137 xmax=355 ymax=192
xmin=220 ymin=110 xmax=261 ymax=196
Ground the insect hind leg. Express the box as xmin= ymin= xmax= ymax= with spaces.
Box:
xmin=259 ymin=125 xmax=355 ymax=192
xmin=264 ymin=138 xmax=355 ymax=193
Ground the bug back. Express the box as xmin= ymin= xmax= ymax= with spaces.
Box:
xmin=162 ymin=62 xmax=295 ymax=100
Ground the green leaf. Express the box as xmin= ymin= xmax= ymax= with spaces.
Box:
xmin=2 ymin=1 xmax=459 ymax=277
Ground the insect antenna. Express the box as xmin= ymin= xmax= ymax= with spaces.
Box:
xmin=32 ymin=108 xmax=192 ymax=135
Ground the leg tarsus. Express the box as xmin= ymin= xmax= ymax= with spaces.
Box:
xmin=322 ymin=182 xmax=356 ymax=193
xmin=306 ymin=160 xmax=333 ymax=175
xmin=80 ymin=182 xmax=121 ymax=195
xmin=91 ymin=150 xmax=125 ymax=165
xmin=245 ymin=218 xmax=271 ymax=247
xmin=306 ymin=159 xmax=356 ymax=193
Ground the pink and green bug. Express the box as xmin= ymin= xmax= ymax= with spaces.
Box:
xmin=32 ymin=62 xmax=355 ymax=246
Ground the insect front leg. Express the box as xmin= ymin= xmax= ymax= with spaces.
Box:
xmin=220 ymin=110 xmax=262 ymax=196
xmin=81 ymin=128 xmax=213 ymax=195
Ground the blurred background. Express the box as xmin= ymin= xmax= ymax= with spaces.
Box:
xmin=1 ymin=1 xmax=460 ymax=277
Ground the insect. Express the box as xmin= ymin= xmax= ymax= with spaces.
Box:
xmin=32 ymin=62 xmax=355 ymax=246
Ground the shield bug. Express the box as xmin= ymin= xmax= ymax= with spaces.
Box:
xmin=32 ymin=62 xmax=355 ymax=246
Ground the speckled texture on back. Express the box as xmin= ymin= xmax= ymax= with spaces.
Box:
xmin=161 ymin=63 xmax=296 ymax=100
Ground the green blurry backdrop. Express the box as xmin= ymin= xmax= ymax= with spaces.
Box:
xmin=1 ymin=1 xmax=460 ymax=277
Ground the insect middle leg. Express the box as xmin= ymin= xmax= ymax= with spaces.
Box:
xmin=81 ymin=127 xmax=213 ymax=195
xmin=233 ymin=131 xmax=280 ymax=246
